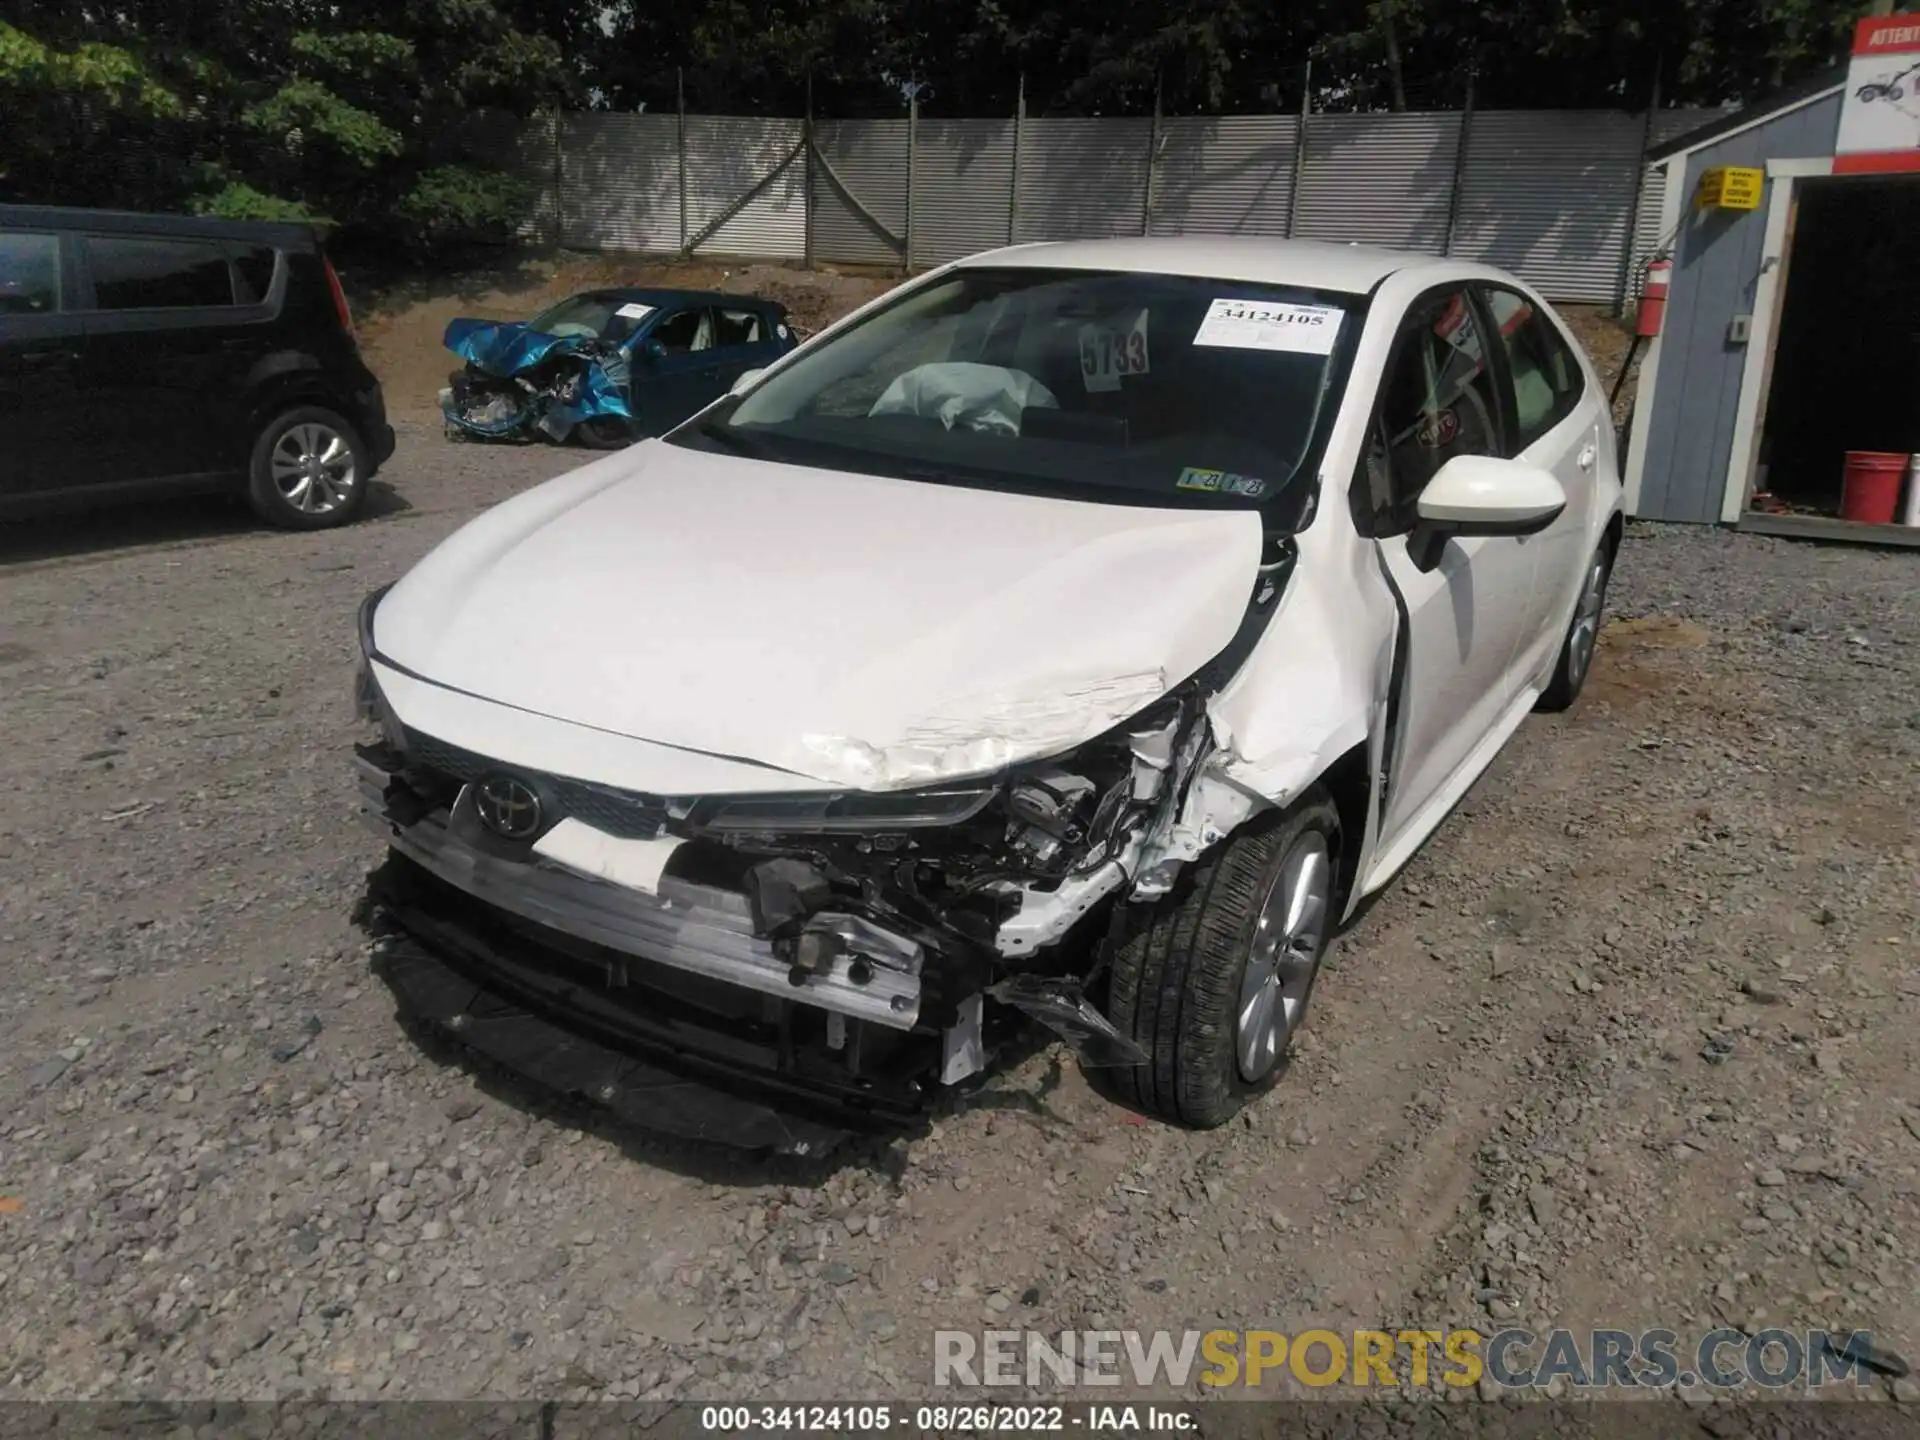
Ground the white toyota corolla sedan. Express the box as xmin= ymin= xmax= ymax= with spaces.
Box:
xmin=356 ymin=237 xmax=1621 ymax=1150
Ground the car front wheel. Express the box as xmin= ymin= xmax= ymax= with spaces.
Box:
xmin=1101 ymin=791 xmax=1339 ymax=1128
xmin=247 ymin=406 xmax=370 ymax=530
xmin=573 ymin=416 xmax=634 ymax=450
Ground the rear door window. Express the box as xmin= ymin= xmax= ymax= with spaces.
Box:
xmin=1481 ymin=286 xmax=1584 ymax=451
xmin=0 ymin=232 xmax=62 ymax=315
xmin=83 ymin=236 xmax=234 ymax=310
xmin=714 ymin=307 xmax=766 ymax=347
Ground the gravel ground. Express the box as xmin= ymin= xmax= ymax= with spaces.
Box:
xmin=1 ymin=427 xmax=1916 ymax=1411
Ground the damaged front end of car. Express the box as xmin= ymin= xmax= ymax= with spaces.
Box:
xmin=353 ymin=547 xmax=1294 ymax=1153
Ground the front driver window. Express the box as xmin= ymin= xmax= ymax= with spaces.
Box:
xmin=0 ymin=232 xmax=60 ymax=314
xmin=1366 ymin=289 xmax=1503 ymax=530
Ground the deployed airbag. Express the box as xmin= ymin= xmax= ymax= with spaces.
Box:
xmin=869 ymin=363 xmax=1060 ymax=436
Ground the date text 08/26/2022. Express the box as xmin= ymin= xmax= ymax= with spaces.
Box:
xmin=699 ymin=1405 xmax=1194 ymax=1432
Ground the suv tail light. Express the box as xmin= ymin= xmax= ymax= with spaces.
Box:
xmin=322 ymin=253 xmax=357 ymax=345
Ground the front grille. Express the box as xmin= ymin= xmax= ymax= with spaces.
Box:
xmin=402 ymin=728 xmax=492 ymax=782
xmin=548 ymin=778 xmax=671 ymax=840
xmin=401 ymin=726 xmax=671 ymax=840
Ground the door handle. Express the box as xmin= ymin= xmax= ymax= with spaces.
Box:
xmin=16 ymin=347 xmax=75 ymax=367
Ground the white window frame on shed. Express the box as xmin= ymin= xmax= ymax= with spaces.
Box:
xmin=1622 ymin=81 xmax=1846 ymax=520
xmin=1720 ymin=156 xmax=1835 ymax=522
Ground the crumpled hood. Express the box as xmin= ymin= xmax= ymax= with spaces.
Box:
xmin=444 ymin=317 xmax=623 ymax=377
xmin=374 ymin=441 xmax=1264 ymax=790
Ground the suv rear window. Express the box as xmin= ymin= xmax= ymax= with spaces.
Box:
xmin=233 ymin=245 xmax=278 ymax=304
xmin=84 ymin=236 xmax=234 ymax=309
xmin=0 ymin=233 xmax=61 ymax=315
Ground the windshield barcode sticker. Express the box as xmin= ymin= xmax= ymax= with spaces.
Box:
xmin=1192 ymin=299 xmax=1343 ymax=355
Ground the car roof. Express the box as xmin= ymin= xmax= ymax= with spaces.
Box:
xmin=952 ymin=236 xmax=1449 ymax=294
xmin=578 ymin=287 xmax=788 ymax=313
xmin=0 ymin=203 xmax=318 ymax=248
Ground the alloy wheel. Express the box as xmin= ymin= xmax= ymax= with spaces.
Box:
xmin=1568 ymin=549 xmax=1611 ymax=685
xmin=1235 ymin=831 xmax=1331 ymax=1082
xmin=270 ymin=422 xmax=357 ymax=515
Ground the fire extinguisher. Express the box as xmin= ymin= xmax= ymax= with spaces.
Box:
xmin=1636 ymin=258 xmax=1672 ymax=338
xmin=1611 ymin=256 xmax=1672 ymax=416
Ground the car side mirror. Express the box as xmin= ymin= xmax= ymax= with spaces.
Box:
xmin=729 ymin=368 xmax=765 ymax=397
xmin=1409 ymin=454 xmax=1566 ymax=573
xmin=642 ymin=339 xmax=667 ymax=361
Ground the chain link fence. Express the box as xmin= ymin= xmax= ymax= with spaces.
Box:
xmin=444 ymin=99 xmax=1721 ymax=306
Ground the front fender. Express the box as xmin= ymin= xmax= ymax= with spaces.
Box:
xmin=1207 ymin=536 xmax=1396 ymax=808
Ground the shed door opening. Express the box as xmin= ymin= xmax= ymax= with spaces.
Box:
xmin=1751 ymin=175 xmax=1920 ymax=527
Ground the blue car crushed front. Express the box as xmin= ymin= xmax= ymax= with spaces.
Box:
xmin=440 ymin=317 xmax=634 ymax=443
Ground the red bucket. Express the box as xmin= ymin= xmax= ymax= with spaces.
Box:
xmin=1840 ymin=451 xmax=1906 ymax=525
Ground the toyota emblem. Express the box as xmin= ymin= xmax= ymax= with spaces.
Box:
xmin=474 ymin=774 xmax=543 ymax=840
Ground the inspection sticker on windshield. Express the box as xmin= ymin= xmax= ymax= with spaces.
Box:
xmin=1177 ymin=466 xmax=1267 ymax=498
xmin=1192 ymin=298 xmax=1343 ymax=355
xmin=615 ymin=302 xmax=656 ymax=321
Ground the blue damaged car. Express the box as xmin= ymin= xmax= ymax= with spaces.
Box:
xmin=440 ymin=287 xmax=799 ymax=448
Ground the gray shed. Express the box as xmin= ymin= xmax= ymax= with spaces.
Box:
xmin=1625 ymin=64 xmax=1920 ymax=543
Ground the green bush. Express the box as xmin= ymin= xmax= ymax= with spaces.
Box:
xmin=392 ymin=163 xmax=532 ymax=253
xmin=191 ymin=182 xmax=324 ymax=224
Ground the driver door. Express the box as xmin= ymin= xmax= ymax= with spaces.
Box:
xmin=1364 ymin=286 xmax=1542 ymax=850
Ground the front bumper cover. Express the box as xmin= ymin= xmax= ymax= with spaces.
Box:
xmin=358 ymin=739 xmax=976 ymax=1146
xmin=356 ymin=744 xmax=924 ymax=1031
xmin=372 ymin=930 xmax=853 ymax=1157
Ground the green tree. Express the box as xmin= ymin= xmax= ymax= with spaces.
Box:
xmin=0 ymin=0 xmax=568 ymax=256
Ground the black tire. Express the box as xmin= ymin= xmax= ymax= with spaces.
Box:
xmin=246 ymin=405 xmax=370 ymax=530
xmin=574 ymin=416 xmax=633 ymax=450
xmin=1101 ymin=791 xmax=1340 ymax=1128
xmin=1536 ymin=534 xmax=1615 ymax=712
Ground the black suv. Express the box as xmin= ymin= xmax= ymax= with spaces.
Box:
xmin=0 ymin=205 xmax=395 ymax=529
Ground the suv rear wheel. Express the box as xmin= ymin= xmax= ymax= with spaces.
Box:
xmin=1102 ymin=791 xmax=1339 ymax=1128
xmin=248 ymin=406 xmax=369 ymax=529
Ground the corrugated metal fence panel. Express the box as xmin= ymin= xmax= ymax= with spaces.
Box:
xmin=812 ymin=119 xmax=907 ymax=265
xmin=1013 ymin=118 xmax=1151 ymax=244
xmin=1149 ymin=115 xmax=1299 ymax=237
xmin=559 ymin=113 xmax=680 ymax=252
xmin=1292 ymin=112 xmax=1461 ymax=252
xmin=1452 ymin=110 xmax=1643 ymax=302
xmin=1627 ymin=108 xmax=1727 ymax=291
xmin=685 ymin=116 xmax=806 ymax=258
xmin=911 ymin=119 xmax=1017 ymax=266
xmin=441 ymin=109 xmax=559 ymax=242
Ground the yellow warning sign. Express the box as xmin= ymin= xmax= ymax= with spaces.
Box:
xmin=1697 ymin=166 xmax=1764 ymax=211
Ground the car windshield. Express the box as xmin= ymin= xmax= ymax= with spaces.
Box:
xmin=529 ymin=293 xmax=652 ymax=344
xmin=672 ymin=267 xmax=1364 ymax=513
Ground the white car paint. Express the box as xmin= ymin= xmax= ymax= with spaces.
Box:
xmin=1414 ymin=454 xmax=1567 ymax=526
xmin=372 ymin=439 xmax=1263 ymax=791
xmin=368 ymin=238 xmax=1624 ymax=950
